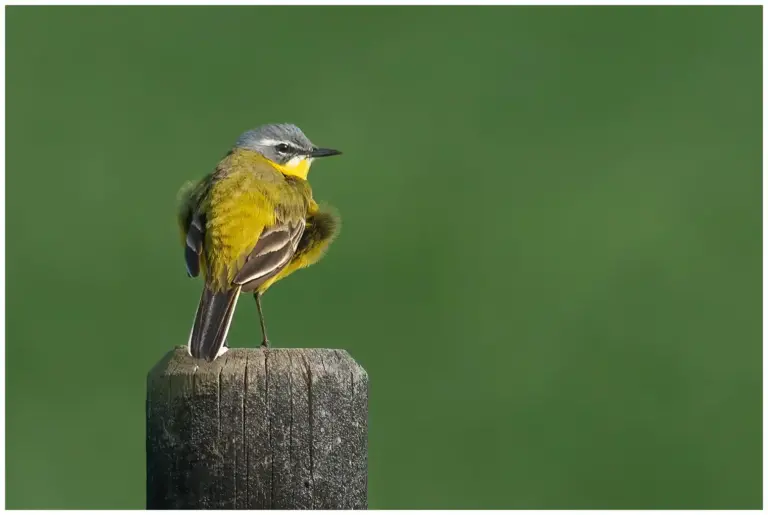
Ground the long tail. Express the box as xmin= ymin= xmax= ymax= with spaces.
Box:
xmin=187 ymin=285 xmax=241 ymax=362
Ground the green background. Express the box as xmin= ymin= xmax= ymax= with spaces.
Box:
xmin=6 ymin=6 xmax=762 ymax=509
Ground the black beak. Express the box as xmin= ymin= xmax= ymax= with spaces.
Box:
xmin=310 ymin=147 xmax=342 ymax=158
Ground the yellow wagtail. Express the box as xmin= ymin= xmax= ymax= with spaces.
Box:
xmin=178 ymin=123 xmax=342 ymax=361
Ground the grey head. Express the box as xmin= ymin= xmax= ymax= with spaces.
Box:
xmin=235 ymin=123 xmax=341 ymax=165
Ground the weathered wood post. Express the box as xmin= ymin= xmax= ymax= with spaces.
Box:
xmin=146 ymin=347 xmax=368 ymax=509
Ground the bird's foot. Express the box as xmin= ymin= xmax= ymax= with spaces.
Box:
xmin=260 ymin=339 xmax=270 ymax=349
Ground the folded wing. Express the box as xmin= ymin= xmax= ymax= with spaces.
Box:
xmin=184 ymin=212 xmax=205 ymax=277
xmin=235 ymin=219 xmax=306 ymax=291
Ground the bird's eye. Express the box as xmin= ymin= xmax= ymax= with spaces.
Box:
xmin=276 ymin=143 xmax=291 ymax=153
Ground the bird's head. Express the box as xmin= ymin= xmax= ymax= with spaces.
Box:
xmin=234 ymin=123 xmax=341 ymax=179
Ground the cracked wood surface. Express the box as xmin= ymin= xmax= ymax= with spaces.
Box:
xmin=146 ymin=347 xmax=368 ymax=509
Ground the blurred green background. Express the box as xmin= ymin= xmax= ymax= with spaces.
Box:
xmin=6 ymin=5 xmax=761 ymax=509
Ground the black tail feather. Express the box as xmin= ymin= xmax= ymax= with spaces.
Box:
xmin=188 ymin=285 xmax=241 ymax=362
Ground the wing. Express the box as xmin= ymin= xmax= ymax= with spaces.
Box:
xmin=234 ymin=219 xmax=306 ymax=291
xmin=184 ymin=211 xmax=205 ymax=277
xmin=178 ymin=177 xmax=211 ymax=278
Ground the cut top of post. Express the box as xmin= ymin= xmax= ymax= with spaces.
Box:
xmin=148 ymin=346 xmax=366 ymax=388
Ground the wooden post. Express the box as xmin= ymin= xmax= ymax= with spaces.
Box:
xmin=146 ymin=347 xmax=368 ymax=509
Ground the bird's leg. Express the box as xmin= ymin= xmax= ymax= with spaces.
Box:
xmin=254 ymin=292 xmax=270 ymax=348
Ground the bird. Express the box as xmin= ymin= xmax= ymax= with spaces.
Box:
xmin=177 ymin=123 xmax=342 ymax=361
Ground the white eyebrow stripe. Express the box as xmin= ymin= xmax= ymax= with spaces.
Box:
xmin=259 ymin=138 xmax=299 ymax=149
xmin=257 ymin=138 xmax=310 ymax=154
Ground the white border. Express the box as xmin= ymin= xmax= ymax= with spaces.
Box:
xmin=2 ymin=0 xmax=766 ymax=5
xmin=0 ymin=3 xmax=5 ymax=511
xmin=762 ymin=2 xmax=767 ymax=512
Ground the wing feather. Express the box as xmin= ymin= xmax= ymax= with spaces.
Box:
xmin=184 ymin=212 xmax=205 ymax=277
xmin=234 ymin=219 xmax=305 ymax=291
xmin=178 ymin=177 xmax=211 ymax=278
